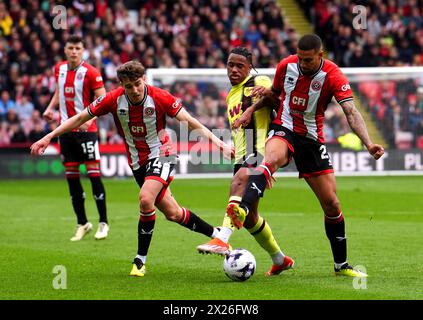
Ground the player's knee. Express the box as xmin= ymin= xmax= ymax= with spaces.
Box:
xmin=139 ymin=192 xmax=155 ymax=212
xmin=164 ymin=207 xmax=182 ymax=222
xmin=323 ymin=198 xmax=341 ymax=216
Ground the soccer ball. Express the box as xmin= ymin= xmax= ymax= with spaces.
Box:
xmin=223 ymin=248 xmax=256 ymax=281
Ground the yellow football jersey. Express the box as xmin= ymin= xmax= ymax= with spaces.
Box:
xmin=226 ymin=75 xmax=273 ymax=163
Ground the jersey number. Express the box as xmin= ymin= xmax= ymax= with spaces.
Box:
xmin=319 ymin=145 xmax=330 ymax=160
xmin=147 ymin=158 xmax=162 ymax=171
xmin=81 ymin=141 xmax=95 ymax=154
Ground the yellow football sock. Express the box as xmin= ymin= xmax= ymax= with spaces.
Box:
xmin=247 ymin=216 xmax=281 ymax=256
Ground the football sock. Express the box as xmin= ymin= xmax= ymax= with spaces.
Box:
xmin=216 ymin=226 xmax=233 ymax=243
xmin=217 ymin=196 xmax=240 ymax=242
xmin=179 ymin=208 xmax=214 ymax=237
xmin=247 ymin=216 xmax=284 ymax=264
xmin=89 ymin=176 xmax=108 ymax=224
xmin=136 ymin=255 xmax=146 ymax=265
xmin=66 ymin=176 xmax=88 ymax=225
xmin=137 ymin=209 xmax=156 ymax=256
xmin=324 ymin=212 xmax=347 ymax=265
xmin=240 ymin=163 xmax=273 ymax=212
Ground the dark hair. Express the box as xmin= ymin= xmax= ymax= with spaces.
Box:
xmin=65 ymin=34 xmax=85 ymax=47
xmin=298 ymin=34 xmax=322 ymax=51
xmin=117 ymin=60 xmax=146 ymax=82
xmin=230 ymin=47 xmax=257 ymax=72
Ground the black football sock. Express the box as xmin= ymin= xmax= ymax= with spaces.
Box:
xmin=324 ymin=213 xmax=347 ymax=266
xmin=89 ymin=176 xmax=108 ymax=224
xmin=240 ymin=173 xmax=267 ymax=213
xmin=138 ymin=209 xmax=156 ymax=256
xmin=66 ymin=177 xmax=88 ymax=225
xmin=179 ymin=208 xmax=214 ymax=238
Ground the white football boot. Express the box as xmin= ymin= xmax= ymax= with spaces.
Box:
xmin=70 ymin=222 xmax=93 ymax=241
xmin=94 ymin=222 xmax=109 ymax=240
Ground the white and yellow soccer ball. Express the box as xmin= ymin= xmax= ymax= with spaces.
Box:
xmin=223 ymin=248 xmax=256 ymax=281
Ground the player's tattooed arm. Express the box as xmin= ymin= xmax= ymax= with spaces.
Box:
xmin=341 ymin=99 xmax=385 ymax=160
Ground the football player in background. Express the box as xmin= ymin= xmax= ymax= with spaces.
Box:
xmin=43 ymin=35 xmax=109 ymax=241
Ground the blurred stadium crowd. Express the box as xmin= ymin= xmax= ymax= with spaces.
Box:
xmin=0 ymin=0 xmax=422 ymax=148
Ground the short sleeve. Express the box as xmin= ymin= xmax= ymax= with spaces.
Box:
xmin=331 ymin=69 xmax=354 ymax=105
xmin=87 ymin=91 xmax=115 ymax=117
xmin=88 ymin=67 xmax=104 ymax=90
xmin=154 ymin=88 xmax=183 ymax=118
xmin=54 ymin=64 xmax=60 ymax=82
xmin=254 ymin=75 xmax=272 ymax=89
xmin=272 ymin=60 xmax=288 ymax=93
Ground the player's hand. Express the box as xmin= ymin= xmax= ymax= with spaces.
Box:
xmin=367 ymin=143 xmax=385 ymax=160
xmin=233 ymin=107 xmax=253 ymax=129
xmin=30 ymin=136 xmax=51 ymax=156
xmin=43 ymin=109 xmax=54 ymax=122
xmin=221 ymin=143 xmax=235 ymax=160
xmin=251 ymin=86 xmax=271 ymax=98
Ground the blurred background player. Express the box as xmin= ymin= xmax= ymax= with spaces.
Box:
xmin=43 ymin=35 xmax=109 ymax=241
xmin=232 ymin=34 xmax=385 ymax=277
xmin=31 ymin=60 xmax=234 ymax=277
xmin=197 ymin=47 xmax=294 ymax=276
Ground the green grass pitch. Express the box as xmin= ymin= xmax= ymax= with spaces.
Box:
xmin=0 ymin=176 xmax=422 ymax=300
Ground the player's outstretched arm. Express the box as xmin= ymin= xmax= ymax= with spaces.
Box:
xmin=77 ymin=88 xmax=106 ymax=131
xmin=30 ymin=109 xmax=94 ymax=156
xmin=175 ymin=108 xmax=234 ymax=159
xmin=233 ymin=86 xmax=280 ymax=129
xmin=341 ymin=100 xmax=385 ymax=160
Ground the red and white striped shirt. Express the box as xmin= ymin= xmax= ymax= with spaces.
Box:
xmin=273 ymin=55 xmax=353 ymax=143
xmin=87 ymin=85 xmax=182 ymax=170
xmin=54 ymin=61 xmax=104 ymax=132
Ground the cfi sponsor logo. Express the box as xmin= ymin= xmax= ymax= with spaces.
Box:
xmin=144 ymin=106 xmax=155 ymax=117
xmin=96 ymin=76 xmax=103 ymax=82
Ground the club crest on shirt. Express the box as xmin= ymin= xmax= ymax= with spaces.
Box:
xmin=311 ymin=80 xmax=322 ymax=91
xmin=144 ymin=106 xmax=155 ymax=117
xmin=76 ymin=73 xmax=83 ymax=80
xmin=243 ymin=87 xmax=253 ymax=97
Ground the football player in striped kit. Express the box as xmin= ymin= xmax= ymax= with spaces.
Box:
xmin=231 ymin=34 xmax=385 ymax=277
xmin=43 ymin=35 xmax=109 ymax=241
xmin=31 ymin=60 xmax=234 ymax=277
